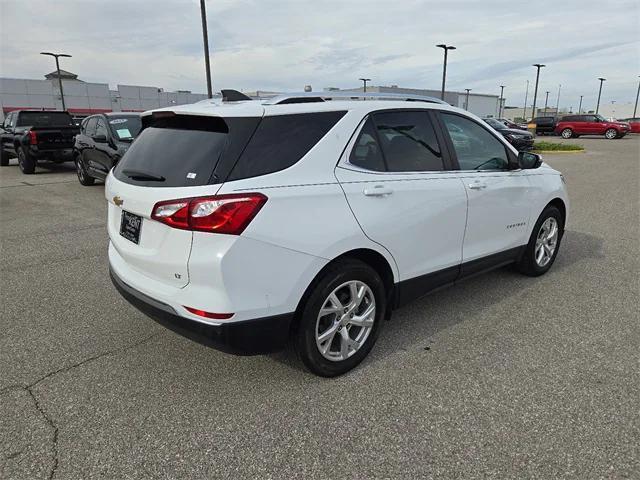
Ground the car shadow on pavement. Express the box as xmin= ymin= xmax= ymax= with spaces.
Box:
xmin=269 ymin=229 xmax=605 ymax=375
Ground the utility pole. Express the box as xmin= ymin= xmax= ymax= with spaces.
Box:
xmin=544 ymin=91 xmax=549 ymax=115
xmin=359 ymin=78 xmax=371 ymax=93
xmin=464 ymin=88 xmax=471 ymax=110
xmin=436 ymin=44 xmax=456 ymax=100
xmin=555 ymin=84 xmax=561 ymax=114
xmin=531 ymin=64 xmax=546 ymax=120
xmin=633 ymin=76 xmax=640 ymax=118
xmin=595 ymin=77 xmax=606 ymax=114
xmin=523 ymin=80 xmax=529 ymax=122
xmin=199 ymin=0 xmax=213 ymax=98
xmin=578 ymin=95 xmax=583 ymax=114
xmin=498 ymin=85 xmax=505 ymax=117
xmin=40 ymin=52 xmax=71 ymax=111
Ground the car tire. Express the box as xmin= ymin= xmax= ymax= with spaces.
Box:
xmin=75 ymin=155 xmax=95 ymax=186
xmin=295 ymin=259 xmax=386 ymax=377
xmin=561 ymin=128 xmax=573 ymax=139
xmin=604 ymin=128 xmax=618 ymax=140
xmin=17 ymin=146 xmax=36 ymax=174
xmin=517 ymin=205 xmax=564 ymax=277
xmin=0 ymin=145 xmax=9 ymax=166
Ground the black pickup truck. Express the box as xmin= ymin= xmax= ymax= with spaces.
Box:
xmin=0 ymin=110 xmax=80 ymax=174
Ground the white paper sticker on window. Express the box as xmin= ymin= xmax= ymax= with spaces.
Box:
xmin=186 ymin=172 xmax=197 ymax=179
xmin=116 ymin=128 xmax=132 ymax=138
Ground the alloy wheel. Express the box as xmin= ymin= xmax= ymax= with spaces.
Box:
xmin=535 ymin=217 xmax=559 ymax=267
xmin=315 ymin=280 xmax=375 ymax=362
xmin=76 ymin=160 xmax=85 ymax=182
xmin=605 ymin=129 xmax=617 ymax=139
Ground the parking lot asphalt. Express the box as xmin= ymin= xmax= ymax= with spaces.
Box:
xmin=1 ymin=136 xmax=639 ymax=479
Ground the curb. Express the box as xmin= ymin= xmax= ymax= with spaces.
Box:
xmin=532 ymin=150 xmax=585 ymax=154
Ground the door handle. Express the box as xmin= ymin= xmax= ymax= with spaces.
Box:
xmin=363 ymin=185 xmax=393 ymax=197
xmin=468 ymin=182 xmax=487 ymax=190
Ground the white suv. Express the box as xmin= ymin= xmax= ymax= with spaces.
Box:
xmin=107 ymin=91 xmax=568 ymax=377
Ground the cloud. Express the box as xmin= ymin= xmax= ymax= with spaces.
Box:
xmin=1 ymin=0 xmax=638 ymax=109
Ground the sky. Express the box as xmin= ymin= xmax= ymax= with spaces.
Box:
xmin=1 ymin=0 xmax=639 ymax=112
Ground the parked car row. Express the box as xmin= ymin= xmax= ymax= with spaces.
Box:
xmin=0 ymin=110 xmax=142 ymax=178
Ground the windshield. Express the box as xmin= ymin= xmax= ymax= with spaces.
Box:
xmin=485 ymin=118 xmax=505 ymax=129
xmin=108 ymin=116 xmax=142 ymax=140
xmin=16 ymin=111 xmax=74 ymax=127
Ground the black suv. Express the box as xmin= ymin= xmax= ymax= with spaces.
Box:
xmin=483 ymin=118 xmax=534 ymax=150
xmin=530 ymin=116 xmax=557 ymax=136
xmin=73 ymin=113 xmax=142 ymax=185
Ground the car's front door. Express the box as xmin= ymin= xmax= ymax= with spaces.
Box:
xmin=581 ymin=115 xmax=600 ymax=135
xmin=1 ymin=113 xmax=16 ymax=155
xmin=335 ymin=110 xmax=468 ymax=302
xmin=80 ymin=116 xmax=98 ymax=169
xmin=91 ymin=117 xmax=118 ymax=177
xmin=438 ymin=112 xmax=532 ymax=274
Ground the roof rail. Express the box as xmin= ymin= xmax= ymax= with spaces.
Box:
xmin=263 ymin=91 xmax=448 ymax=106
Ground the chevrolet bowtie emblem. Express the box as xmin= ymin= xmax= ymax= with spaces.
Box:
xmin=113 ymin=196 xmax=124 ymax=207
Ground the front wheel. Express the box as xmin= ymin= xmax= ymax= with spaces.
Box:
xmin=295 ymin=259 xmax=386 ymax=377
xmin=517 ymin=205 xmax=563 ymax=277
xmin=604 ymin=128 xmax=618 ymax=139
xmin=561 ymin=128 xmax=573 ymax=139
xmin=17 ymin=146 xmax=36 ymax=174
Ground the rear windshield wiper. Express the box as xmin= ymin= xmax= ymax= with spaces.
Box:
xmin=122 ymin=169 xmax=165 ymax=182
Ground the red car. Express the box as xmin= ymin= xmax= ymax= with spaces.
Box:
xmin=619 ymin=118 xmax=640 ymax=133
xmin=555 ymin=114 xmax=630 ymax=139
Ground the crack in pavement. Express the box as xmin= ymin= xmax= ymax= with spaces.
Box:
xmin=2 ymin=332 xmax=161 ymax=480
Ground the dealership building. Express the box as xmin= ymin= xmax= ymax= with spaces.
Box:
xmin=1 ymin=71 xmax=503 ymax=121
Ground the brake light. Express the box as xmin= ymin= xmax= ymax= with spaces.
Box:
xmin=184 ymin=306 xmax=233 ymax=320
xmin=28 ymin=130 xmax=37 ymax=145
xmin=151 ymin=193 xmax=267 ymax=235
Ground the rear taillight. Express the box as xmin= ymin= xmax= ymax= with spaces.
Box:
xmin=151 ymin=193 xmax=267 ymax=235
xmin=28 ymin=131 xmax=37 ymax=145
xmin=184 ymin=306 xmax=233 ymax=320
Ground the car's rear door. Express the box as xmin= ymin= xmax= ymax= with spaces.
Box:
xmin=437 ymin=111 xmax=532 ymax=273
xmin=335 ymin=110 xmax=467 ymax=298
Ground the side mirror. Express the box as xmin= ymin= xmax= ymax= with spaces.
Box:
xmin=93 ymin=134 xmax=107 ymax=143
xmin=518 ymin=151 xmax=542 ymax=169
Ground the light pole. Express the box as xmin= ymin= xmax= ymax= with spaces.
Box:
xmin=531 ymin=63 xmax=545 ymax=120
xmin=544 ymin=91 xmax=550 ymax=114
xmin=199 ymin=0 xmax=213 ymax=98
xmin=523 ymin=79 xmax=529 ymax=122
xmin=578 ymin=95 xmax=583 ymax=114
xmin=633 ymin=76 xmax=640 ymax=118
xmin=595 ymin=77 xmax=606 ymax=114
xmin=555 ymin=84 xmax=561 ymax=114
xmin=359 ymin=78 xmax=371 ymax=93
xmin=498 ymin=85 xmax=505 ymax=117
xmin=40 ymin=52 xmax=71 ymax=111
xmin=436 ymin=44 xmax=456 ymax=100
xmin=464 ymin=88 xmax=471 ymax=110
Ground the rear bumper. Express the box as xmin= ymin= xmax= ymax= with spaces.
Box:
xmin=28 ymin=146 xmax=74 ymax=159
xmin=110 ymin=267 xmax=294 ymax=355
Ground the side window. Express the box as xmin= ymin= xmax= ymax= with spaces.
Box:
xmin=95 ymin=118 xmax=108 ymax=137
xmin=228 ymin=111 xmax=346 ymax=181
xmin=85 ymin=117 xmax=97 ymax=137
xmin=583 ymin=115 xmax=596 ymax=122
xmin=441 ymin=113 xmax=509 ymax=171
xmin=373 ymin=111 xmax=444 ymax=172
xmin=348 ymin=117 xmax=385 ymax=171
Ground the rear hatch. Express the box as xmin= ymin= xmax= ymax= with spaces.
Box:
xmin=106 ymin=109 xmax=262 ymax=288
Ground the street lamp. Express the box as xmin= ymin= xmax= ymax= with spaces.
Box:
xmin=531 ymin=64 xmax=545 ymax=120
xmin=633 ymin=76 xmax=640 ymax=118
xmin=498 ymin=85 xmax=505 ymax=117
xmin=436 ymin=44 xmax=456 ymax=101
xmin=464 ymin=88 xmax=471 ymax=110
xmin=199 ymin=0 xmax=213 ymax=98
xmin=544 ymin=91 xmax=550 ymax=114
xmin=40 ymin=52 xmax=71 ymax=111
xmin=578 ymin=95 xmax=583 ymax=114
xmin=359 ymin=78 xmax=371 ymax=93
xmin=595 ymin=77 xmax=606 ymax=114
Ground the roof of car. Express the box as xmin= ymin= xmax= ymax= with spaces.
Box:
xmin=104 ymin=112 xmax=141 ymax=117
xmin=142 ymin=92 xmax=463 ymax=119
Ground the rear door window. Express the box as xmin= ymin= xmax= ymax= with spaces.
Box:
xmin=228 ymin=111 xmax=346 ymax=181
xmin=16 ymin=111 xmax=74 ymax=127
xmin=113 ymin=114 xmax=260 ymax=187
xmin=373 ymin=111 xmax=444 ymax=172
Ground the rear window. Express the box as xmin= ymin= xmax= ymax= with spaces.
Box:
xmin=227 ymin=111 xmax=346 ymax=181
xmin=17 ymin=111 xmax=74 ymax=127
xmin=113 ymin=114 xmax=260 ymax=187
